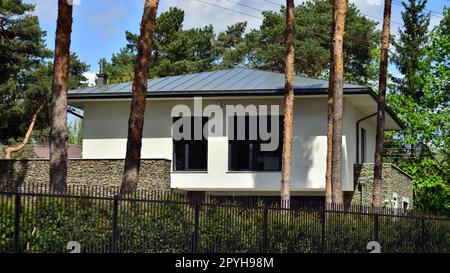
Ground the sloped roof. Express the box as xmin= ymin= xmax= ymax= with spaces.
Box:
xmin=68 ymin=68 xmax=404 ymax=129
xmin=69 ymin=68 xmax=369 ymax=98
xmin=33 ymin=144 xmax=82 ymax=159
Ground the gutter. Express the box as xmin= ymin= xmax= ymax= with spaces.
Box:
xmin=67 ymin=87 xmax=371 ymax=99
xmin=356 ymin=112 xmax=377 ymax=164
xmin=365 ymin=88 xmax=405 ymax=130
xmin=68 ymin=87 xmax=405 ymax=131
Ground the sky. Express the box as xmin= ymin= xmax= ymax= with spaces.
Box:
xmin=24 ymin=0 xmax=448 ymax=85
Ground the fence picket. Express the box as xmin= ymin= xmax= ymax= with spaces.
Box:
xmin=0 ymin=183 xmax=448 ymax=253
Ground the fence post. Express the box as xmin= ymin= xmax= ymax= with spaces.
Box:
xmin=321 ymin=205 xmax=326 ymax=253
xmin=111 ymin=194 xmax=119 ymax=253
xmin=262 ymin=202 xmax=268 ymax=253
xmin=421 ymin=215 xmax=425 ymax=253
xmin=373 ymin=213 xmax=379 ymax=242
xmin=192 ymin=203 xmax=200 ymax=253
xmin=13 ymin=192 xmax=21 ymax=253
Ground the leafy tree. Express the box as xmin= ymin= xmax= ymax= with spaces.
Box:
xmin=388 ymin=8 xmax=450 ymax=213
xmin=68 ymin=119 xmax=83 ymax=146
xmin=392 ymin=0 xmax=430 ymax=101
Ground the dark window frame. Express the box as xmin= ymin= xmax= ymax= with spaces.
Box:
xmin=172 ymin=116 xmax=208 ymax=172
xmin=228 ymin=115 xmax=283 ymax=172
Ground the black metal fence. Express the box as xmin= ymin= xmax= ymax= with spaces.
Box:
xmin=0 ymin=183 xmax=448 ymax=253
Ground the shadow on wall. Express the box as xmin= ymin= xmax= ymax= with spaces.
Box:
xmin=251 ymin=135 xmax=315 ymax=190
xmin=0 ymin=160 xmax=29 ymax=191
xmin=292 ymin=135 xmax=315 ymax=189
xmin=0 ymin=159 xmax=172 ymax=192
xmin=345 ymin=163 xmax=414 ymax=208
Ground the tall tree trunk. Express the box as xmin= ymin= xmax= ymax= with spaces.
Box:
xmin=373 ymin=0 xmax=392 ymax=208
xmin=326 ymin=2 xmax=338 ymax=204
xmin=4 ymin=104 xmax=44 ymax=159
xmin=281 ymin=0 xmax=295 ymax=209
xmin=49 ymin=0 xmax=73 ymax=193
xmin=331 ymin=0 xmax=348 ymax=205
xmin=121 ymin=0 xmax=159 ymax=195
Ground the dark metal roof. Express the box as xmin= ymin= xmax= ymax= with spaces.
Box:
xmin=68 ymin=68 xmax=404 ymax=129
xmin=69 ymin=68 xmax=369 ymax=98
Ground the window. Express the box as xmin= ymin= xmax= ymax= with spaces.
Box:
xmin=228 ymin=115 xmax=283 ymax=171
xmin=392 ymin=192 xmax=398 ymax=209
xmin=173 ymin=117 xmax=208 ymax=171
xmin=360 ymin=128 xmax=367 ymax=163
xmin=402 ymin=197 xmax=409 ymax=210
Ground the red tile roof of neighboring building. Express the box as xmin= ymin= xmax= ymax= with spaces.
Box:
xmin=33 ymin=144 xmax=82 ymax=159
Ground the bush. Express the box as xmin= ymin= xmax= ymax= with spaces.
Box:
xmin=1 ymin=195 xmax=448 ymax=253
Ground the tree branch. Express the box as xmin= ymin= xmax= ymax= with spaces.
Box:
xmin=4 ymin=104 xmax=45 ymax=159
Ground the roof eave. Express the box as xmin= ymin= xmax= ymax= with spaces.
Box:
xmin=364 ymin=88 xmax=406 ymax=130
xmin=68 ymin=87 xmax=405 ymax=131
xmin=67 ymin=87 xmax=371 ymax=99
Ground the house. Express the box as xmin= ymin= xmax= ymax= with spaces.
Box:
xmin=67 ymin=68 xmax=413 ymax=207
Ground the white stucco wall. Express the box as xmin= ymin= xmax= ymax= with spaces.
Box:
xmin=80 ymin=96 xmax=376 ymax=193
xmin=342 ymin=100 xmax=377 ymax=190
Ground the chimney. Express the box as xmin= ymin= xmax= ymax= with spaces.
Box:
xmin=96 ymin=73 xmax=108 ymax=86
xmin=96 ymin=59 xmax=108 ymax=86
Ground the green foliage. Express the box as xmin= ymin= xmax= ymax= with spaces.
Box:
xmin=2 ymin=197 xmax=447 ymax=253
xmin=388 ymin=7 xmax=450 ymax=213
xmin=0 ymin=54 xmax=89 ymax=144
xmin=242 ymin=0 xmax=379 ymax=84
xmin=214 ymin=22 xmax=248 ymax=69
xmin=200 ymin=204 xmax=263 ymax=252
xmin=0 ymin=1 xmax=89 ymax=144
xmin=0 ymin=0 xmax=49 ymax=142
xmin=0 ymin=0 xmax=50 ymax=83
xmin=68 ymin=119 xmax=83 ymax=145
xmin=0 ymin=140 xmax=34 ymax=159
xmin=104 ymin=7 xmax=217 ymax=83
xmin=104 ymin=1 xmax=380 ymax=85
xmin=392 ymin=0 xmax=430 ymax=101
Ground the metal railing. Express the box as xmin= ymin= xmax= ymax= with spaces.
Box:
xmin=0 ymin=183 xmax=448 ymax=253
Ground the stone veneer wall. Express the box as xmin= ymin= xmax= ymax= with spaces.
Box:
xmin=0 ymin=159 xmax=171 ymax=191
xmin=345 ymin=163 xmax=414 ymax=208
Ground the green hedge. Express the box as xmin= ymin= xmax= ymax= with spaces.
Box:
xmin=0 ymin=196 xmax=448 ymax=253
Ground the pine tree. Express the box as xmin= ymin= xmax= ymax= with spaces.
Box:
xmin=330 ymin=0 xmax=348 ymax=205
xmin=121 ymin=0 xmax=159 ymax=194
xmin=373 ymin=0 xmax=393 ymax=208
xmin=281 ymin=0 xmax=295 ymax=209
xmin=393 ymin=0 xmax=430 ymax=101
xmin=49 ymin=0 xmax=74 ymax=193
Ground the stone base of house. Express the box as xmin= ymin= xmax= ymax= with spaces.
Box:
xmin=0 ymin=160 xmax=413 ymax=208
xmin=0 ymin=159 xmax=171 ymax=192
xmin=345 ymin=163 xmax=414 ymax=208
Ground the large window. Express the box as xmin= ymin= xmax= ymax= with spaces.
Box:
xmin=228 ymin=116 xmax=283 ymax=171
xmin=173 ymin=117 xmax=208 ymax=171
